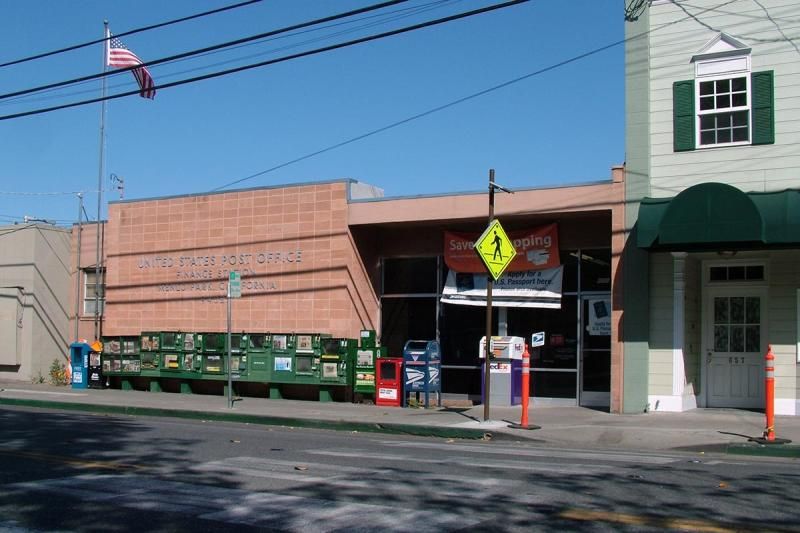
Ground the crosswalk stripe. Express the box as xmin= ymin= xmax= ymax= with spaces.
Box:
xmin=305 ymin=449 xmax=615 ymax=475
xmin=378 ymin=439 xmax=681 ymax=464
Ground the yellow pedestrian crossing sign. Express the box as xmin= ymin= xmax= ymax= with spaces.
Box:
xmin=474 ymin=219 xmax=517 ymax=280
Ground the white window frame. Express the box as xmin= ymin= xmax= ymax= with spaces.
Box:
xmin=695 ymin=72 xmax=751 ymax=149
xmin=706 ymin=261 xmax=767 ymax=285
xmin=694 ymin=53 xmax=751 ymax=150
xmin=83 ymin=269 xmax=105 ymax=316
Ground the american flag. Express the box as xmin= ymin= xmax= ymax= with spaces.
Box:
xmin=107 ymin=35 xmax=156 ymax=99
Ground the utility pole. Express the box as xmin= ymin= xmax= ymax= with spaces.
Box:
xmin=94 ymin=21 xmax=109 ymax=342
xmin=481 ymin=169 xmax=514 ymax=422
xmin=483 ymin=170 xmax=495 ymax=422
xmin=75 ymin=193 xmax=83 ymax=342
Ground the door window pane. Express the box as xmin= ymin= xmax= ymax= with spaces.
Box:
xmin=532 ymin=371 xmax=576 ymax=399
xmin=730 ymin=297 xmax=744 ymax=323
xmin=728 ymin=266 xmax=745 ymax=280
xmin=714 ymin=326 xmax=729 ymax=352
xmin=714 ymin=295 xmax=760 ymax=353
xmin=583 ymin=350 xmax=610 ymax=392
xmin=730 ymin=326 xmax=745 ymax=352
xmin=714 ymin=297 xmax=728 ymax=323
xmin=583 ymin=299 xmax=611 ymax=350
xmin=745 ymin=297 xmax=760 ymax=323
xmin=745 ymin=326 xmax=760 ymax=352
xmin=745 ymin=266 xmax=764 ymax=280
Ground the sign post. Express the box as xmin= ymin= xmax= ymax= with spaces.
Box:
xmin=227 ymin=271 xmax=241 ymax=408
xmin=476 ymin=169 xmax=515 ymax=421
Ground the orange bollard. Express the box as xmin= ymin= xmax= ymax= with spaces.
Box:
xmin=521 ymin=343 xmax=530 ymax=426
xmin=508 ymin=343 xmax=540 ymax=430
xmin=752 ymin=345 xmax=791 ymax=445
xmin=764 ymin=345 xmax=775 ymax=441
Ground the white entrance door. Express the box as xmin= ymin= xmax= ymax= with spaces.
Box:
xmin=704 ymin=288 xmax=765 ymax=408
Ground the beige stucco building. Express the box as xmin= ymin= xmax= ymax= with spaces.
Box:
xmin=0 ymin=223 xmax=72 ymax=382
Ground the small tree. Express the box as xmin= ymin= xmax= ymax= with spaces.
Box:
xmin=48 ymin=359 xmax=69 ymax=386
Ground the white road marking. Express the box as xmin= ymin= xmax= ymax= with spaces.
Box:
xmin=377 ymin=439 xmax=682 ymax=464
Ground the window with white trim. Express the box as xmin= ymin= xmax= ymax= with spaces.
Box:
xmin=698 ymin=75 xmax=749 ymax=146
xmin=83 ymin=269 xmax=105 ymax=315
xmin=673 ymin=33 xmax=774 ymax=152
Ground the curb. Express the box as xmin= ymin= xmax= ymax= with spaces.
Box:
xmin=726 ymin=442 xmax=800 ymax=458
xmin=0 ymin=397 xmax=492 ymax=441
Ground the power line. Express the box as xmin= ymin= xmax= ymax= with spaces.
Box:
xmin=0 ymin=0 xmax=263 ymax=69
xmin=212 ymin=0 xmax=741 ymax=191
xmin=0 ymin=0 xmax=529 ymax=122
xmin=0 ymin=0 xmax=454 ymax=108
xmin=0 ymin=0 xmax=410 ymax=102
xmin=752 ymin=0 xmax=800 ymax=56
xmin=0 ymin=190 xmax=90 ymax=196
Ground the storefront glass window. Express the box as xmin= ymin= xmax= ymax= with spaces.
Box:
xmin=383 ymin=258 xmax=438 ymax=294
xmin=509 ymin=296 xmax=578 ymax=370
xmin=439 ymin=304 xmax=495 ymax=366
xmin=561 ymin=251 xmax=579 ymax=293
xmin=532 ymin=371 xmax=576 ymax=399
xmin=579 ymin=249 xmax=612 ymax=291
xmin=381 ymin=297 xmax=437 ymax=357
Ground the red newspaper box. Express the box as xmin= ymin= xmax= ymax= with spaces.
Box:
xmin=375 ymin=357 xmax=404 ymax=407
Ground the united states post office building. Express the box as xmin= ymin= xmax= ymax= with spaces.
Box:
xmin=69 ymin=169 xmax=625 ymax=410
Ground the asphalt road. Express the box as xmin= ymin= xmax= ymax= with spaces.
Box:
xmin=1 ymin=405 xmax=799 ymax=532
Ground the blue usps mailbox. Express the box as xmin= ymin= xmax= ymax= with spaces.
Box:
xmin=402 ymin=340 xmax=441 ymax=408
xmin=69 ymin=342 xmax=91 ymax=389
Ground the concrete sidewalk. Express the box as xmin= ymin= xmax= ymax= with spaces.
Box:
xmin=1 ymin=380 xmax=799 ymax=457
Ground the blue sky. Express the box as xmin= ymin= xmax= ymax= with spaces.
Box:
xmin=0 ymin=0 xmax=623 ymax=225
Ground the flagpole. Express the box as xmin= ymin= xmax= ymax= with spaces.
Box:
xmin=94 ymin=20 xmax=109 ymax=341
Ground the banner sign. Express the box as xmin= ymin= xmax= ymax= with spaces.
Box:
xmin=441 ymin=267 xmax=563 ymax=308
xmin=444 ymin=223 xmax=559 ymax=273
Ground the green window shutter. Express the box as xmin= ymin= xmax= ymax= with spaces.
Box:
xmin=673 ymin=80 xmax=695 ymax=152
xmin=751 ymin=70 xmax=775 ymax=145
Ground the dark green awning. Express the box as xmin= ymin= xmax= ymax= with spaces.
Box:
xmin=637 ymin=183 xmax=800 ymax=250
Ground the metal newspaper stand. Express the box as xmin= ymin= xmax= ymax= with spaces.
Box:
xmin=88 ymin=342 xmax=106 ymax=389
xmin=402 ymin=340 xmax=441 ymax=408
xmin=319 ymin=337 xmax=357 ymax=402
xmin=268 ymin=333 xmax=330 ymax=400
xmin=228 ymin=332 xmax=248 ymax=380
xmin=163 ymin=332 xmax=200 ymax=393
xmin=376 ymin=357 xmax=404 ymax=407
xmin=245 ymin=333 xmax=271 ymax=384
xmin=101 ymin=336 xmax=140 ymax=390
xmin=268 ymin=333 xmax=296 ymax=399
xmin=351 ymin=330 xmax=385 ymax=402
xmin=479 ymin=336 xmax=524 ymax=406
xmin=293 ymin=333 xmax=323 ymax=387
xmin=69 ymin=342 xmax=91 ymax=389
xmin=197 ymin=332 xmax=228 ymax=379
xmin=139 ymin=331 xmax=165 ymax=391
xmin=197 ymin=333 xmax=246 ymax=372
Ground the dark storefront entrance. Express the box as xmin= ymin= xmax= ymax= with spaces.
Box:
xmin=379 ymin=249 xmax=611 ymax=406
